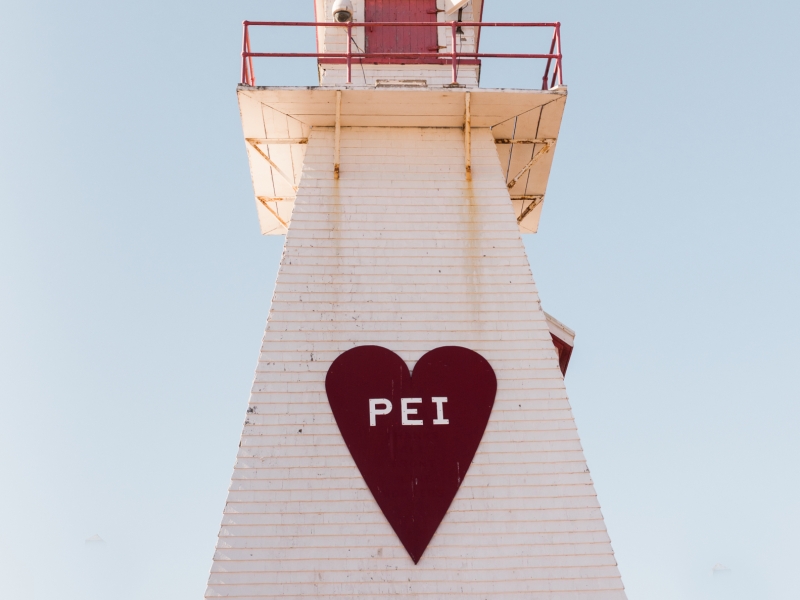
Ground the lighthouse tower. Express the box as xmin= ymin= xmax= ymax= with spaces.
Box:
xmin=206 ymin=1 xmax=627 ymax=598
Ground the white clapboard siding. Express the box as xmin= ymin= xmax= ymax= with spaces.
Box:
xmin=319 ymin=65 xmax=480 ymax=88
xmin=206 ymin=127 xmax=626 ymax=599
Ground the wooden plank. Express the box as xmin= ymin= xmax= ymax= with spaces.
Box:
xmin=246 ymin=90 xmax=565 ymax=133
xmin=334 ymin=90 xmax=341 ymax=179
xmin=471 ymin=91 xmax=561 ymax=108
xmin=297 ymin=115 xmax=467 ymax=127
xmin=260 ymin=103 xmax=288 ymax=139
xmin=494 ymin=138 xmax=554 ymax=144
xmin=536 ymin=95 xmax=567 ymax=140
xmin=515 ymin=198 xmax=544 ymax=234
xmin=464 ymin=91 xmax=471 ymax=181
xmin=238 ymin=92 xmax=268 ymax=139
xmin=494 ymin=143 xmax=512 ymax=180
xmin=515 ymin=195 xmax=543 ymax=224
xmin=254 ymin=197 xmax=289 ymax=235
xmin=246 ymin=138 xmax=308 ymax=144
xmin=247 ymin=140 xmax=299 ymax=192
xmin=523 ymin=144 xmax=557 ymax=198
xmin=242 ymin=89 xmax=337 ymax=105
xmin=340 ymin=105 xmax=465 ymax=117
xmin=505 ymin=141 xmax=533 ymax=188
xmin=511 ymin=105 xmax=544 ymax=140
xmin=507 ymin=142 xmax=552 ymax=190
xmin=257 ymin=196 xmax=289 ymax=228
xmin=490 ymin=117 xmax=516 ymax=140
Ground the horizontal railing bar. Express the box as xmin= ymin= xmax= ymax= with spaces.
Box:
xmin=243 ymin=21 xmax=559 ymax=27
xmin=449 ymin=54 xmax=560 ymax=59
xmin=246 ymin=53 xmax=559 ymax=59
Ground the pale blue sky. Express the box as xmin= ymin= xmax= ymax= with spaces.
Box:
xmin=1 ymin=1 xmax=798 ymax=598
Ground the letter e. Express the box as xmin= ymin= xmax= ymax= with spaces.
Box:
xmin=401 ymin=398 xmax=423 ymax=426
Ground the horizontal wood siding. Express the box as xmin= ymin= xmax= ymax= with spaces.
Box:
xmin=319 ymin=64 xmax=480 ymax=87
xmin=206 ymin=127 xmax=626 ymax=598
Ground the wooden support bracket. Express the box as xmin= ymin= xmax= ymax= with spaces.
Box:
xmin=246 ymin=139 xmax=299 ymax=192
xmin=515 ymin=195 xmax=544 ymax=223
xmin=507 ymin=141 xmax=553 ymax=190
xmin=246 ymin=138 xmax=308 ymax=145
xmin=257 ymin=196 xmax=289 ymax=228
xmin=464 ymin=92 xmax=472 ymax=181
xmin=334 ymin=90 xmax=342 ymax=179
xmin=494 ymin=138 xmax=556 ymax=145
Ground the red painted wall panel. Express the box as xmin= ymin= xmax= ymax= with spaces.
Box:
xmin=551 ymin=333 xmax=574 ymax=376
xmin=365 ymin=0 xmax=439 ymax=63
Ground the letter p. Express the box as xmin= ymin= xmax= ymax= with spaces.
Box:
xmin=369 ymin=398 xmax=393 ymax=426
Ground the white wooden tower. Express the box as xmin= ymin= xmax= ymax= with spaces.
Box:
xmin=206 ymin=1 xmax=627 ymax=598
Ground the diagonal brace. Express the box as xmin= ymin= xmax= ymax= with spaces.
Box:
xmin=246 ymin=139 xmax=299 ymax=192
xmin=515 ymin=195 xmax=544 ymax=223
xmin=257 ymin=196 xmax=289 ymax=228
xmin=507 ymin=141 xmax=553 ymax=190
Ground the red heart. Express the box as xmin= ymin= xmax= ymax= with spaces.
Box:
xmin=325 ymin=346 xmax=497 ymax=563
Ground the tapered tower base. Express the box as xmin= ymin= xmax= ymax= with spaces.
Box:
xmin=205 ymin=126 xmax=626 ymax=598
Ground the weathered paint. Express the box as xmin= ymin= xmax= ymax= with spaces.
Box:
xmin=205 ymin=126 xmax=626 ymax=598
xmin=237 ymin=87 xmax=567 ymax=235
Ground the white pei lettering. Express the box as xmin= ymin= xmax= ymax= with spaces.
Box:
xmin=401 ymin=398 xmax=423 ymax=426
xmin=370 ymin=397 xmax=451 ymax=426
xmin=432 ymin=397 xmax=449 ymax=425
xmin=369 ymin=399 xmax=393 ymax=426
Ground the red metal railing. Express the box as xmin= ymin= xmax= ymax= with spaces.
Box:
xmin=241 ymin=21 xmax=563 ymax=89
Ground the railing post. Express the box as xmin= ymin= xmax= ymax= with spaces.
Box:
xmin=247 ymin=26 xmax=255 ymax=85
xmin=555 ymin=22 xmax=563 ymax=86
xmin=542 ymin=26 xmax=557 ymax=90
xmin=346 ymin=22 xmax=352 ymax=85
xmin=241 ymin=21 xmax=248 ymax=85
xmin=451 ymin=22 xmax=458 ymax=85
